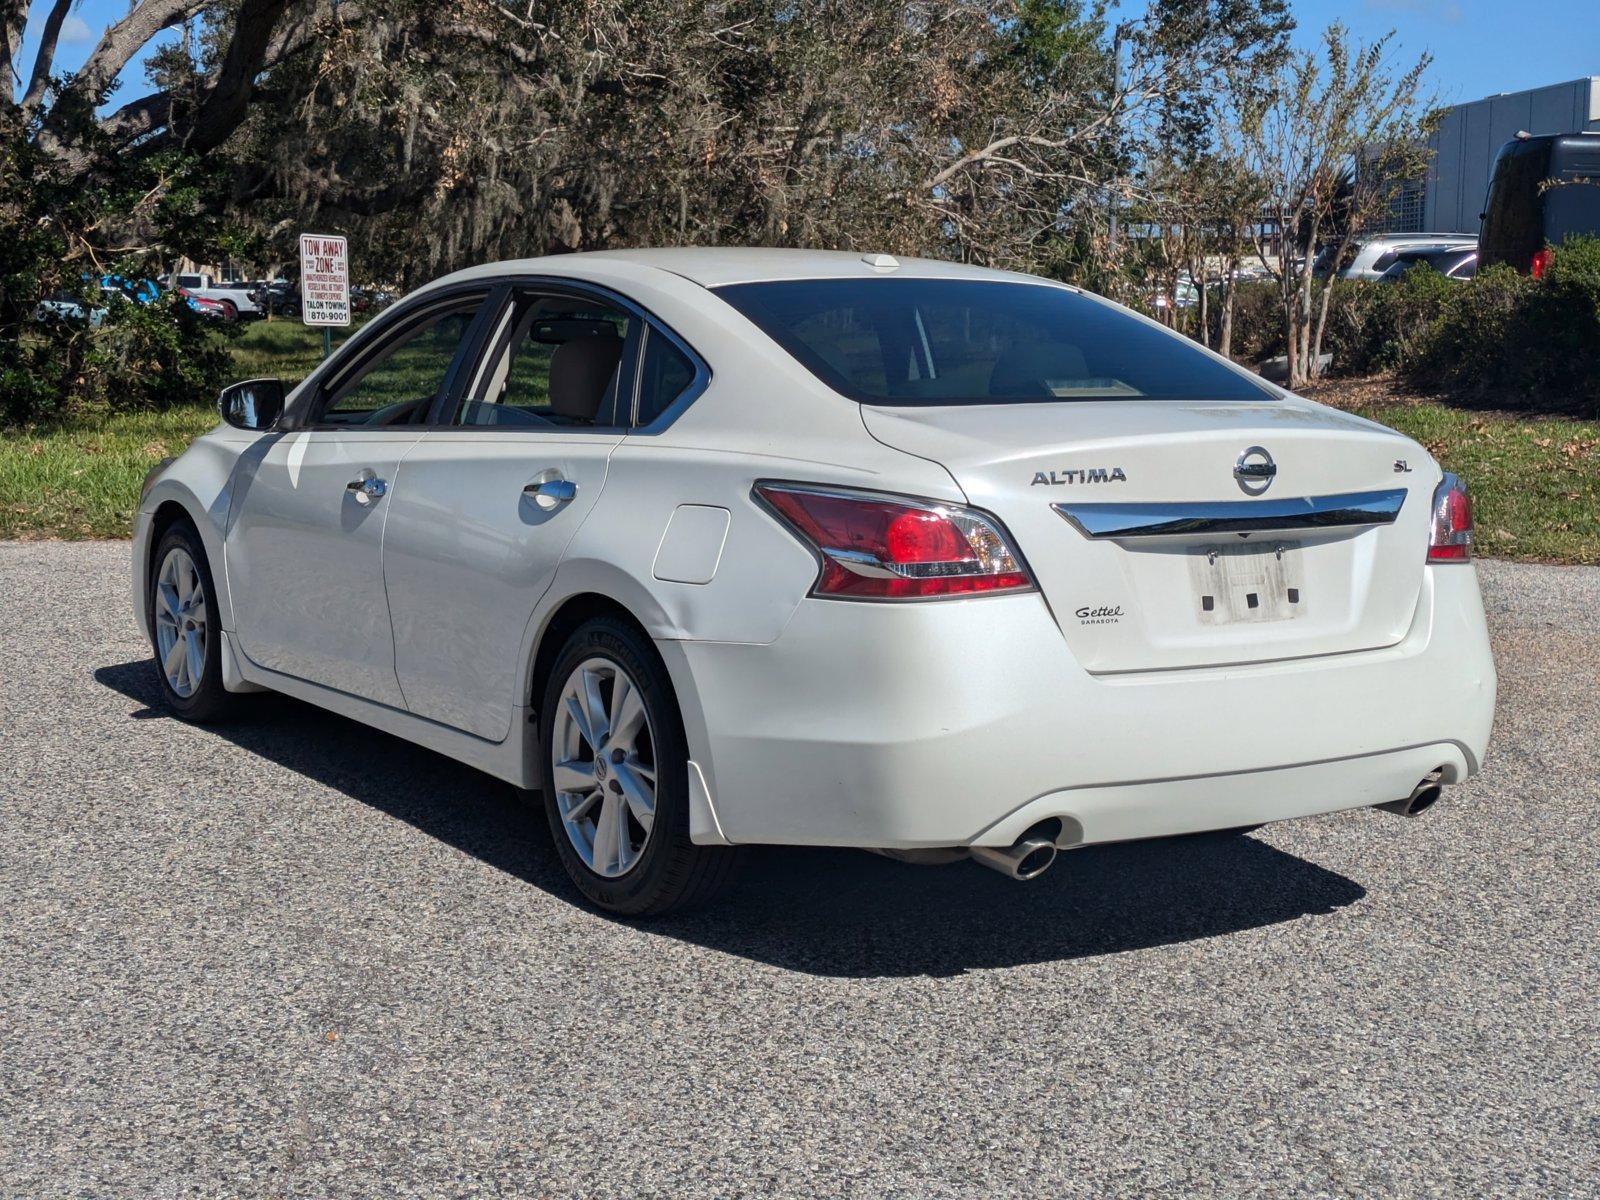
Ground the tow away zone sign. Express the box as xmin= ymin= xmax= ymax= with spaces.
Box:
xmin=299 ymin=233 xmax=349 ymax=327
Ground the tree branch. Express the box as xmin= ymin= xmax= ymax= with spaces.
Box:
xmin=21 ymin=0 xmax=74 ymax=116
xmin=178 ymin=0 xmax=292 ymax=155
xmin=1 ymin=0 xmax=26 ymax=91
xmin=67 ymin=0 xmax=211 ymax=106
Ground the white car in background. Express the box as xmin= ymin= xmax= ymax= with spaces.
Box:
xmin=1313 ymin=233 xmax=1479 ymax=282
xmin=170 ymin=272 xmax=262 ymax=319
xmin=132 ymin=248 xmax=1496 ymax=916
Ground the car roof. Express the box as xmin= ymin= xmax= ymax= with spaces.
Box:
xmin=436 ymin=246 xmax=1060 ymax=290
xmin=1363 ymin=232 xmax=1476 ymax=245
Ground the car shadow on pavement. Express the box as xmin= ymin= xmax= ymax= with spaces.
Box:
xmin=96 ymin=658 xmax=1368 ymax=979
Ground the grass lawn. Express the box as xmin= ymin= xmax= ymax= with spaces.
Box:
xmin=0 ymin=320 xmax=351 ymax=540
xmin=1304 ymin=377 xmax=1600 ymax=565
xmin=2 ymin=336 xmax=1597 ymax=560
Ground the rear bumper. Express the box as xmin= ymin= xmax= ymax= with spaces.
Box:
xmin=664 ymin=565 xmax=1495 ymax=848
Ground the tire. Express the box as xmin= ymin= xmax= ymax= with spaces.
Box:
xmin=219 ymin=300 xmax=238 ymax=322
xmin=148 ymin=523 xmax=241 ymax=724
xmin=538 ymin=616 xmax=737 ymax=917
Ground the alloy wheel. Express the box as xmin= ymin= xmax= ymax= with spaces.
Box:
xmin=551 ymin=657 xmax=658 ymax=878
xmin=154 ymin=546 xmax=207 ymax=698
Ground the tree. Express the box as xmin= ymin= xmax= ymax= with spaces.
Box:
xmin=2 ymin=0 xmax=1308 ymax=422
xmin=1234 ymin=24 xmax=1432 ymax=387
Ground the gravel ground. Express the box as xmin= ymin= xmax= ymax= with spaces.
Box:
xmin=1 ymin=543 xmax=1596 ymax=1199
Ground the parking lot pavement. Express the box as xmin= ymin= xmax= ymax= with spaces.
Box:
xmin=1 ymin=542 xmax=1596 ymax=1198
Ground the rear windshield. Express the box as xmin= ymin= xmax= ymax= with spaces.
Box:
xmin=714 ymin=278 xmax=1273 ymax=405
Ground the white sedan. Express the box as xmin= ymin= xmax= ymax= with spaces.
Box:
xmin=133 ymin=248 xmax=1496 ymax=915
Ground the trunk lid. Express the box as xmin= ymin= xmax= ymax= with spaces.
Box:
xmin=862 ymin=399 xmax=1433 ymax=672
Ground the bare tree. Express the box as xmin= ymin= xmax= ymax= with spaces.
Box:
xmin=1235 ymin=24 xmax=1431 ymax=387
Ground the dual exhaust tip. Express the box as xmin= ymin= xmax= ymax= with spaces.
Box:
xmin=962 ymin=769 xmax=1449 ymax=882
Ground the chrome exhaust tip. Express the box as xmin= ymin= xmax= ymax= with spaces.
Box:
xmin=1375 ymin=770 xmax=1446 ymax=818
xmin=971 ymin=836 xmax=1058 ymax=881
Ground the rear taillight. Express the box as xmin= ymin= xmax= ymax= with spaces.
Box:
xmin=1427 ymin=473 xmax=1473 ymax=563
xmin=754 ymin=482 xmax=1034 ymax=599
xmin=1531 ymin=247 xmax=1554 ymax=279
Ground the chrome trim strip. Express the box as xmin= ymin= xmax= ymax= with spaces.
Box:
xmin=1053 ymin=488 xmax=1408 ymax=539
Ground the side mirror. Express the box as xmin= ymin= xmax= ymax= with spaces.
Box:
xmin=219 ymin=378 xmax=285 ymax=431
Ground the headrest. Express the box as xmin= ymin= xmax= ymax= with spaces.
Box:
xmin=549 ymin=335 xmax=623 ymax=422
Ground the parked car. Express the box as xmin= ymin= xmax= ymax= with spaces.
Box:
xmin=1147 ymin=275 xmax=1201 ymax=311
xmin=1313 ymin=233 xmax=1478 ymax=282
xmin=252 ymin=278 xmax=302 ymax=318
xmin=1378 ymin=247 xmax=1478 ymax=282
xmin=34 ymin=274 xmax=202 ymax=327
xmin=175 ymin=287 xmax=236 ymax=322
xmin=1479 ymin=131 xmax=1600 ymax=276
xmin=133 ymin=248 xmax=1495 ymax=916
xmin=33 ymin=291 xmax=108 ymax=327
xmin=170 ymin=272 xmax=262 ymax=319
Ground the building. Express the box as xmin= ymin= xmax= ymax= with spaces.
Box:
xmin=1421 ymin=77 xmax=1600 ymax=234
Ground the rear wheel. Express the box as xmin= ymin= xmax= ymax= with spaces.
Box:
xmin=149 ymin=524 xmax=240 ymax=723
xmin=538 ymin=617 xmax=736 ymax=917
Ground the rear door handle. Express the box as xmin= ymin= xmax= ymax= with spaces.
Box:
xmin=524 ymin=477 xmax=577 ymax=510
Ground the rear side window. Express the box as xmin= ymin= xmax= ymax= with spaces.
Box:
xmin=635 ymin=330 xmax=697 ymax=426
xmin=716 ymin=278 xmax=1272 ymax=405
xmin=1544 ymin=178 xmax=1600 ymax=244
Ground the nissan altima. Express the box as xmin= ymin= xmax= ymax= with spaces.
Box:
xmin=132 ymin=249 xmax=1495 ymax=915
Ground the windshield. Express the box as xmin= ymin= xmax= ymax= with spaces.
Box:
xmin=714 ymin=278 xmax=1274 ymax=405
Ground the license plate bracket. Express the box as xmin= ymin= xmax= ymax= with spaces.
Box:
xmin=1189 ymin=540 xmax=1305 ymax=624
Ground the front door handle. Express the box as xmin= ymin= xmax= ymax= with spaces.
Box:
xmin=524 ymin=477 xmax=577 ymax=511
xmin=346 ymin=475 xmax=387 ymax=505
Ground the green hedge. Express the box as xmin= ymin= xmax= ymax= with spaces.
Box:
xmin=1214 ymin=236 xmax=1600 ymax=414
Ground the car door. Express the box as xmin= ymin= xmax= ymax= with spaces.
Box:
xmin=379 ymin=284 xmax=642 ymax=741
xmin=226 ymin=290 xmax=493 ymax=706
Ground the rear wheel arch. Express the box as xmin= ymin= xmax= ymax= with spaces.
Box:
xmin=527 ymin=593 xmax=653 ymax=722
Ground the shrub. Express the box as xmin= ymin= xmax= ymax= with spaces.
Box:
xmin=4 ymin=286 xmax=236 ymax=427
xmin=0 ymin=103 xmax=243 ymax=428
xmin=1201 ymin=235 xmax=1600 ymax=415
xmin=1211 ymin=279 xmax=1285 ymax=363
xmin=1411 ymin=237 xmax=1600 ymax=412
xmin=1322 ymin=268 xmax=1463 ymax=378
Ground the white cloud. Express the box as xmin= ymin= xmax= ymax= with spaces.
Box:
xmin=59 ymin=15 xmax=95 ymax=45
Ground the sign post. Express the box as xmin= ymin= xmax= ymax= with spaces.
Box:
xmin=298 ymin=233 xmax=350 ymax=358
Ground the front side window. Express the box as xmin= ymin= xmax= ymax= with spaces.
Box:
xmin=319 ymin=299 xmax=485 ymax=426
xmin=715 ymin=278 xmax=1272 ymax=405
xmin=459 ymin=295 xmax=635 ymax=428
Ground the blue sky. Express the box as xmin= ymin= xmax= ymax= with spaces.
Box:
xmin=12 ymin=0 xmax=1597 ymax=112
xmin=1289 ymin=0 xmax=1595 ymax=106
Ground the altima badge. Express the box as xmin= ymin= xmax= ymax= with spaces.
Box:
xmin=1234 ymin=446 xmax=1276 ymax=495
xmin=1031 ymin=467 xmax=1127 ymax=486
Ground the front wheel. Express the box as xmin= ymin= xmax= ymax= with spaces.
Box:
xmin=149 ymin=524 xmax=241 ymax=723
xmin=538 ymin=617 xmax=737 ymax=917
